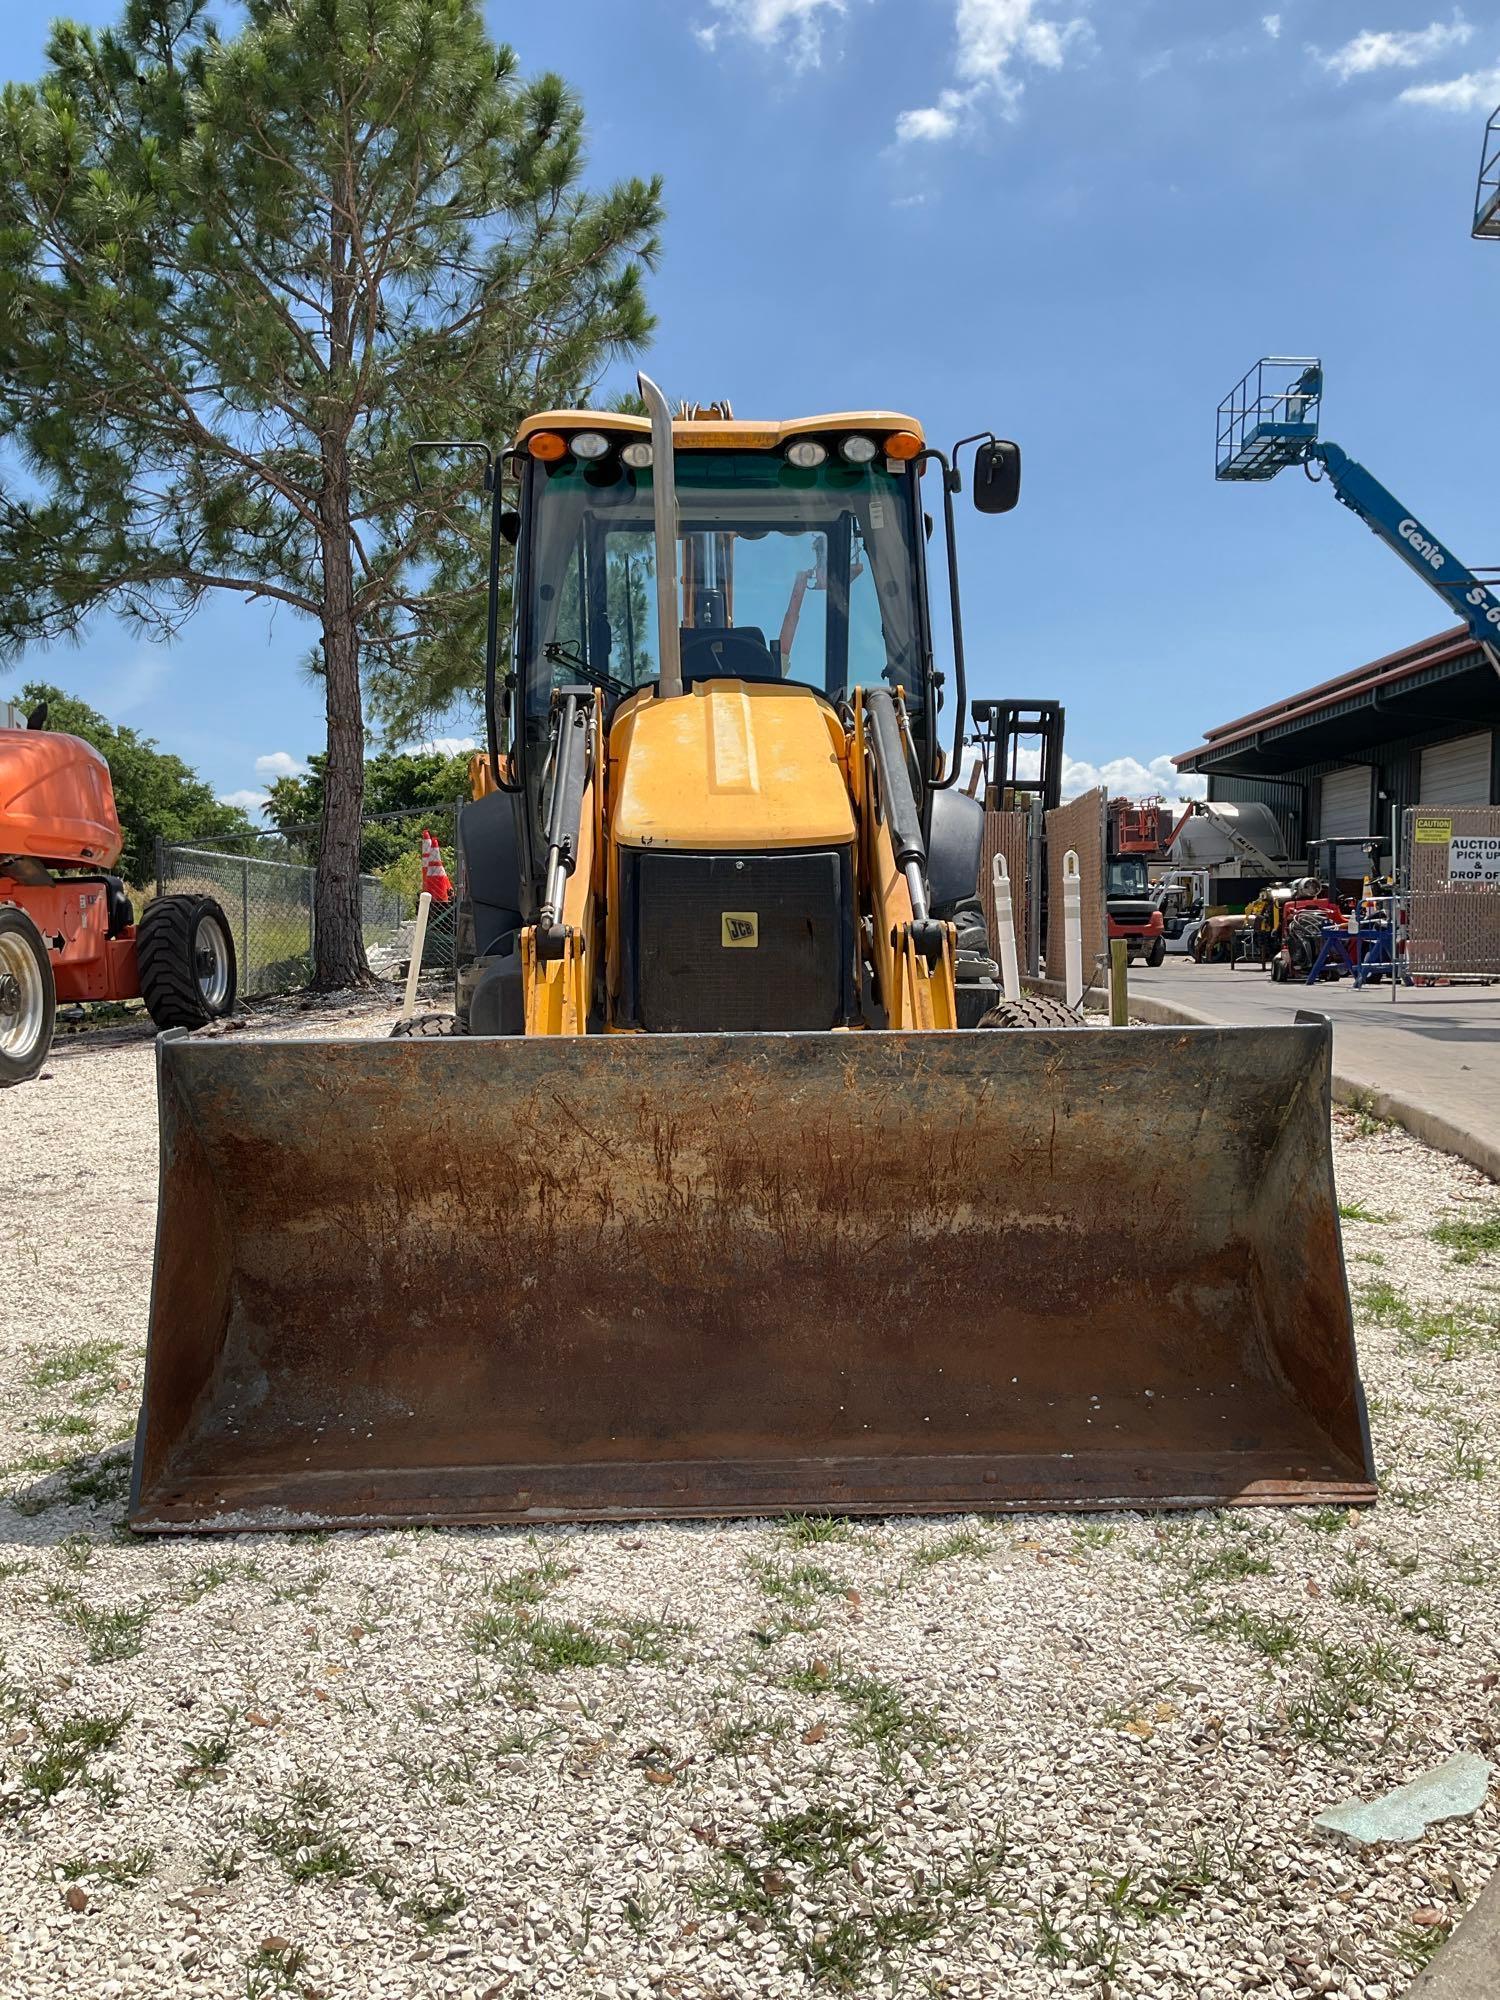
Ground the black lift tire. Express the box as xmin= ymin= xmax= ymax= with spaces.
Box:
xmin=138 ymin=894 xmax=238 ymax=1029
xmin=977 ymin=993 xmax=1082 ymax=1029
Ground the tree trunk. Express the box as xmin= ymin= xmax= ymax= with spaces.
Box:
xmin=311 ymin=157 xmax=370 ymax=993
xmin=312 ymin=437 xmax=370 ymax=989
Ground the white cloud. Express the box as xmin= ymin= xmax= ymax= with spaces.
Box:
xmin=896 ymin=0 xmax=1094 ymax=143
xmin=218 ymin=788 xmax=270 ymax=813
xmin=416 ymin=736 xmax=479 ymax=757
xmin=1317 ymin=14 xmax=1471 ymax=82
xmin=695 ymin=0 xmax=853 ymax=70
xmin=1059 ymin=754 xmax=1208 ymax=804
xmin=1262 ymin=12 xmax=1282 ymax=38
xmin=1401 ymin=59 xmax=1500 ymax=104
xmin=254 ymin=750 xmax=307 ymax=781
xmin=966 ymin=743 xmax=1207 ymax=806
xmin=896 ymin=91 xmax=971 ymax=142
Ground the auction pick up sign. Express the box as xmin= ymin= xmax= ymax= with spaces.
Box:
xmin=1449 ymin=834 xmax=1500 ymax=884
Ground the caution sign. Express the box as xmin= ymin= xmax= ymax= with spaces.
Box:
xmin=1414 ymin=814 xmax=1452 ymax=844
xmin=1449 ymin=834 xmax=1500 ymax=884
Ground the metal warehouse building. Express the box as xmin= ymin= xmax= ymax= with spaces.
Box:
xmin=1174 ymin=625 xmax=1499 ymax=873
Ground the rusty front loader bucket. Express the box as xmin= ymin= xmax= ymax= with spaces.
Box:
xmin=130 ymin=1023 xmax=1374 ymax=1532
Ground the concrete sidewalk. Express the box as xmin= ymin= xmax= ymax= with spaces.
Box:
xmin=1124 ymin=958 xmax=1500 ymax=1182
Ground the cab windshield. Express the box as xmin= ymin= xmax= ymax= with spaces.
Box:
xmin=1108 ymin=858 xmax=1150 ymax=899
xmin=521 ymin=447 xmax=924 ymax=719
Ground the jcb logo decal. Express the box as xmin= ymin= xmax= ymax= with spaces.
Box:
xmin=722 ymin=912 xmax=758 ymax=947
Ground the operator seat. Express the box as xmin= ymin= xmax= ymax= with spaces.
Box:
xmin=679 ymin=625 xmax=779 ymax=685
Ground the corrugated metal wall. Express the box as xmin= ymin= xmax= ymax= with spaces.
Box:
xmin=1205 ymin=725 xmax=1499 ymax=862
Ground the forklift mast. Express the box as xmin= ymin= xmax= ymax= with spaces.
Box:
xmin=969 ymin=699 xmax=1065 ymax=812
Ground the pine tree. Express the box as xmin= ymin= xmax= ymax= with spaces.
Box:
xmin=0 ymin=0 xmax=661 ymax=984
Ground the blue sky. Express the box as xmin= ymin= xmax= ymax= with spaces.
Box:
xmin=6 ymin=0 xmax=1500 ymax=807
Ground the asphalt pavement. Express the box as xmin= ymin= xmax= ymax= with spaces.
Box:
xmin=1126 ymin=955 xmax=1500 ymax=1182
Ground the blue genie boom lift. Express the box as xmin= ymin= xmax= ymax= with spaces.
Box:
xmin=1215 ymin=358 xmax=1500 ymax=677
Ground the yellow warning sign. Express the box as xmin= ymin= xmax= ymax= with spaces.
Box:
xmin=1414 ymin=814 xmax=1452 ymax=844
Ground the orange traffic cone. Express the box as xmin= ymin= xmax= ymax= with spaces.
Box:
xmin=420 ymin=829 xmax=453 ymax=905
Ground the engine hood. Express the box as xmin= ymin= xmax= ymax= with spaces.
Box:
xmin=608 ymin=681 xmax=855 ymax=851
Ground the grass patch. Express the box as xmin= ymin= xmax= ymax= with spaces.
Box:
xmin=909 ymin=1526 xmax=990 ymax=1568
xmin=1407 ymin=1307 xmax=1500 ymax=1361
xmin=48 ymin=1588 xmax=151 ymax=1664
xmin=470 ymin=1609 xmax=614 ymax=1673
xmin=613 ymin=1611 xmax=694 ymax=1665
xmin=1355 ymin=1279 xmax=1414 ymax=1333
xmin=485 ymin=1556 xmax=575 ymax=1607
xmin=778 ymin=1514 xmax=853 ymax=1548
xmin=402 ymin=1879 xmax=467 ymax=1931
xmin=179 ymin=1557 xmax=265 ymax=1604
xmin=59 ymin=1845 xmax=154 ymax=1884
xmin=1338 ymin=1201 xmax=1386 ymax=1223
xmin=4 ymin=1707 xmax=130 ymax=1813
xmin=1281 ymin=1637 xmax=1413 ymax=1748
xmin=29 ymin=1339 xmax=124 ymax=1396
xmin=1072 ymin=1522 xmax=1118 ymax=1550
xmin=175 ymin=1717 xmax=237 ymax=1790
xmin=1445 ymin=1425 xmax=1488 ymax=1483
xmin=249 ymin=1776 xmax=358 ymax=1884
xmin=1194 ymin=1606 xmax=1300 ymax=1659
xmin=1303 ymin=1506 xmax=1354 ymax=1535
xmin=776 ymin=1662 xmax=951 ymax=1778
xmin=1431 ymin=1209 xmax=1500 ymax=1265
xmin=705 ymin=1703 xmax=793 ymax=1765
xmin=1185 ymin=1545 xmax=1274 ymax=1588
xmin=698 ymin=1804 xmax=1005 ymax=1990
xmin=245 ymin=1941 xmax=308 ymax=1999
xmin=749 ymin=1556 xmax=846 ymax=1611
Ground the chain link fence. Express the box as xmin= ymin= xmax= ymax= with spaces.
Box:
xmin=155 ymin=803 xmax=460 ymax=1000
xmin=1401 ymin=804 xmax=1500 ymax=979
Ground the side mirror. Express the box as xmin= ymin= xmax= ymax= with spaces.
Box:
xmin=971 ymin=439 xmax=1020 ymax=515
xmin=498 ymin=509 xmax=521 ymax=547
xmin=26 ymin=701 xmax=48 ymax=731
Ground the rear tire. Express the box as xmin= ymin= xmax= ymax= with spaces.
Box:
xmin=0 ymin=906 xmax=56 ymax=1087
xmin=1146 ymin=938 xmax=1166 ymax=968
xmin=977 ymin=993 xmax=1082 ymax=1029
xmin=138 ymin=895 xmax=238 ymax=1029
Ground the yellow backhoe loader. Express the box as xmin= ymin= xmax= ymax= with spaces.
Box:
xmin=129 ymin=379 xmax=1375 ymax=1531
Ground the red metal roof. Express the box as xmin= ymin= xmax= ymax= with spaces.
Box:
xmin=1173 ymin=625 xmax=1476 ymax=767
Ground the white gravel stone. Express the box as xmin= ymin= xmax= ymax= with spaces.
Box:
xmin=0 ymin=996 xmax=1496 ymax=1998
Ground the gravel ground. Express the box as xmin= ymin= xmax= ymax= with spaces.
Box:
xmin=1 ymin=997 xmax=1497 ymax=2000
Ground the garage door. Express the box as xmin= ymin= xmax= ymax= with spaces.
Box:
xmin=1318 ymin=766 xmax=1372 ymax=838
xmin=1419 ymin=731 xmax=1493 ymax=806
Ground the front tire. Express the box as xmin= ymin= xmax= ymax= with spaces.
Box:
xmin=1146 ymin=937 xmax=1166 ymax=968
xmin=0 ymin=906 xmax=56 ymax=1087
xmin=138 ymin=895 xmax=238 ymax=1029
xmin=389 ymin=1011 xmax=465 ymax=1038
xmin=978 ymin=993 xmax=1082 ymax=1029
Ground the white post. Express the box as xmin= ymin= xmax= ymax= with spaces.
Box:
xmin=400 ymin=892 xmax=433 ymax=1024
xmin=991 ymin=852 xmax=1021 ymax=1002
xmin=1063 ymin=848 xmax=1084 ymax=1010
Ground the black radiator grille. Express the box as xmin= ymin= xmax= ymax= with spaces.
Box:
xmin=628 ymin=848 xmax=852 ymax=1032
